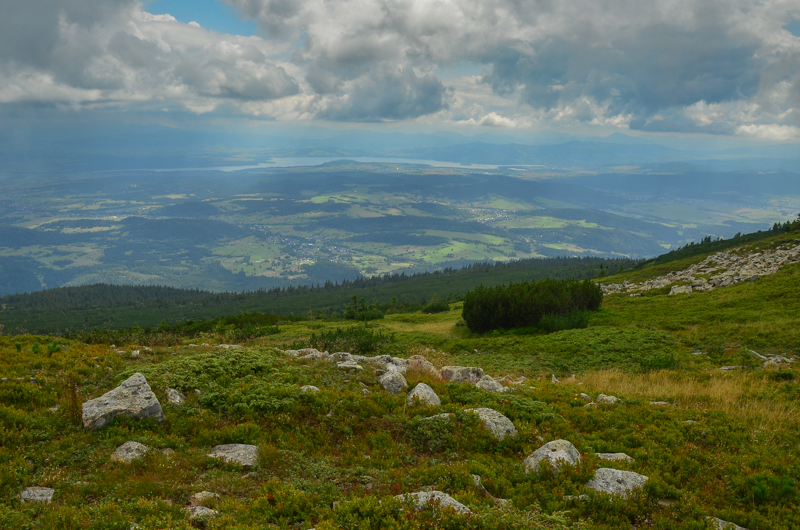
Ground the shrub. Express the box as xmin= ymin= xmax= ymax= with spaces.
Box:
xmin=422 ymin=294 xmax=451 ymax=314
xmin=308 ymin=326 xmax=395 ymax=355
xmin=462 ymin=279 xmax=603 ymax=333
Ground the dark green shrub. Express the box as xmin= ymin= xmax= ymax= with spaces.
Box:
xmin=422 ymin=294 xmax=450 ymax=314
xmin=309 ymin=326 xmax=395 ymax=355
xmin=462 ymin=278 xmax=603 ymax=333
xmin=767 ymin=370 xmax=795 ymax=382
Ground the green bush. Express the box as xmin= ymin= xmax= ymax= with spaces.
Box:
xmin=422 ymin=294 xmax=451 ymax=314
xmin=462 ymin=279 xmax=603 ymax=333
xmin=308 ymin=326 xmax=395 ymax=355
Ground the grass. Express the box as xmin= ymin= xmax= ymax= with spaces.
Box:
xmin=2 ymin=235 xmax=800 ymax=529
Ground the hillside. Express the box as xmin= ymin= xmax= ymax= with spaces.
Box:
xmin=1 ymin=231 xmax=799 ymax=529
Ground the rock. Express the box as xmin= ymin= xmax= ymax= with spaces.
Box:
xmin=337 ymin=362 xmax=363 ymax=372
xmin=379 ymin=371 xmax=408 ymax=395
xmin=300 ymin=385 xmax=320 ymax=393
xmin=82 ymin=373 xmax=164 ymax=430
xmin=650 ymin=401 xmax=670 ymax=406
xmin=669 ymin=285 xmax=693 ymax=295
xmin=719 ymin=366 xmax=741 ymax=371
xmin=395 ymin=491 xmax=471 ymax=514
xmin=186 ymin=506 xmax=218 ymax=520
xmin=131 ymin=350 xmax=140 ymax=358
xmin=706 ymin=517 xmax=749 ymax=530
xmin=284 ymin=349 xmax=301 ymax=357
xmin=475 ymin=375 xmax=506 ymax=392
xmin=19 ymin=487 xmax=54 ymax=504
xmin=496 ymin=375 xmax=526 ymax=386
xmin=407 ymin=355 xmax=441 ymax=380
xmin=579 ymin=393 xmax=591 ymax=401
xmin=596 ymin=394 xmax=619 ymax=404
xmin=218 ymin=344 xmax=242 ymax=350
xmin=207 ymin=444 xmax=259 ymax=467
xmin=420 ymin=413 xmax=454 ymax=422
xmin=551 ymin=374 xmax=560 ymax=384
xmin=298 ymin=348 xmax=329 ymax=361
xmin=190 ymin=491 xmax=219 ymax=506
xmin=110 ymin=441 xmax=149 ymax=463
xmin=525 ymin=439 xmax=581 ymax=474
xmin=161 ymin=448 xmax=175 ymax=457
xmin=596 ymin=452 xmax=635 ymax=463
xmin=465 ymin=408 xmax=518 ymax=440
xmin=166 ymin=388 xmax=185 ymax=406
xmin=585 ymin=468 xmax=648 ymax=498
xmin=406 ymin=383 xmax=441 ymax=407
xmin=440 ymin=366 xmax=484 ymax=384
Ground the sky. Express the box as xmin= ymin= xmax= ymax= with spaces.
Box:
xmin=1 ymin=0 xmax=800 ymax=145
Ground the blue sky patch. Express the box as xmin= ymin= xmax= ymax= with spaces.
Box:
xmin=146 ymin=0 xmax=257 ymax=36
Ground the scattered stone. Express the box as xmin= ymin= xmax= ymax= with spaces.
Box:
xmin=110 ymin=441 xmax=149 ymax=464
xmin=284 ymin=349 xmax=301 ymax=357
xmin=650 ymin=401 xmax=670 ymax=406
xmin=596 ymin=394 xmax=619 ymax=404
xmin=207 ymin=444 xmax=259 ymax=467
xmin=524 ymin=439 xmax=581 ymax=474
xmin=475 ymin=375 xmax=506 ymax=392
xmin=440 ymin=366 xmax=484 ymax=384
xmin=298 ymin=349 xmax=329 ymax=361
xmin=719 ymin=366 xmax=741 ymax=371
xmin=579 ymin=393 xmax=591 ymax=401
xmin=48 ymin=405 xmax=59 ymax=412
xmin=585 ymin=468 xmax=648 ymax=498
xmin=166 ymin=388 xmax=185 ymax=406
xmin=190 ymin=491 xmax=219 ymax=506
xmin=706 ymin=517 xmax=749 ymax=530
xmin=130 ymin=350 xmax=140 ymax=358
xmin=19 ymin=487 xmax=54 ymax=504
xmin=329 ymin=352 xmax=354 ymax=362
xmin=186 ymin=506 xmax=218 ymax=520
xmin=82 ymin=373 xmax=164 ymax=430
xmin=551 ymin=374 xmax=560 ymax=384
xmin=218 ymin=344 xmax=243 ymax=350
xmin=496 ymin=375 xmax=527 ymax=386
xmin=669 ymin=285 xmax=693 ymax=295
xmin=337 ymin=362 xmax=363 ymax=372
xmin=161 ymin=448 xmax=175 ymax=457
xmin=395 ymin=491 xmax=471 ymax=514
xmin=300 ymin=385 xmax=320 ymax=393
xmin=465 ymin=408 xmax=518 ymax=440
xmin=564 ymin=494 xmax=589 ymax=501
xmin=379 ymin=371 xmax=408 ymax=395
xmin=684 ymin=420 xmax=696 ymax=424
xmin=407 ymin=383 xmax=441 ymax=407
xmin=407 ymin=355 xmax=441 ymax=380
xmin=596 ymin=452 xmax=635 ymax=463
xmin=584 ymin=402 xmax=598 ymax=408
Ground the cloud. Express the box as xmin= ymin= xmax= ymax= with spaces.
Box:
xmin=1 ymin=0 xmax=799 ymax=134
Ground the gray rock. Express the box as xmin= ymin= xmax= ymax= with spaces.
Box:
xmin=720 ymin=366 xmax=741 ymax=371
xmin=669 ymin=285 xmax=693 ymax=295
xmin=596 ymin=452 xmax=634 ymax=463
xmin=186 ymin=506 xmax=218 ymax=520
xmin=166 ymin=388 xmax=185 ymax=406
xmin=337 ymin=361 xmax=363 ymax=372
xmin=407 ymin=383 xmax=441 ymax=407
xmin=19 ymin=486 xmax=54 ymax=504
xmin=218 ymin=344 xmax=243 ymax=350
xmin=596 ymin=394 xmax=619 ymax=404
xmin=524 ymin=439 xmax=581 ymax=474
xmin=650 ymin=401 xmax=670 ymax=406
xmin=420 ymin=413 xmax=454 ymax=422
xmin=475 ymin=375 xmax=506 ymax=393
xmin=440 ymin=366 xmax=484 ymax=384
xmin=579 ymin=393 xmax=591 ymax=401
xmin=190 ymin=491 xmax=219 ymax=506
xmin=299 ymin=349 xmax=330 ymax=361
xmin=465 ymin=408 xmax=518 ymax=440
xmin=551 ymin=374 xmax=560 ymax=384
xmin=82 ymin=373 xmax=164 ymax=430
xmin=110 ymin=441 xmax=149 ymax=463
xmin=706 ymin=517 xmax=749 ymax=530
xmin=395 ymin=490 xmax=471 ymax=514
xmin=379 ymin=371 xmax=408 ymax=395
xmin=300 ymin=385 xmax=320 ymax=393
xmin=207 ymin=443 xmax=258 ymax=467
xmin=585 ymin=468 xmax=648 ymax=498
xmin=407 ymin=355 xmax=441 ymax=380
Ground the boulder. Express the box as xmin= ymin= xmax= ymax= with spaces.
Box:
xmin=596 ymin=394 xmax=619 ymax=404
xmin=440 ymin=366 xmax=484 ymax=384
xmin=524 ymin=439 xmax=581 ymax=474
xmin=395 ymin=490 xmax=471 ymax=514
xmin=186 ymin=506 xmax=218 ymax=520
xmin=706 ymin=517 xmax=749 ymax=530
xmin=110 ymin=441 xmax=149 ymax=463
xmin=669 ymin=285 xmax=693 ymax=295
xmin=407 ymin=355 xmax=441 ymax=380
xmin=337 ymin=362 xmax=363 ymax=372
xmin=207 ymin=444 xmax=259 ymax=467
xmin=465 ymin=408 xmax=518 ymax=440
xmin=19 ymin=487 xmax=54 ymax=504
xmin=475 ymin=376 xmax=506 ymax=393
xmin=406 ymin=383 xmax=441 ymax=407
xmin=82 ymin=373 xmax=164 ymax=430
xmin=585 ymin=468 xmax=648 ymax=498
xmin=166 ymin=388 xmax=185 ymax=406
xmin=190 ymin=491 xmax=219 ymax=506
xmin=650 ymin=401 xmax=670 ymax=406
xmin=379 ymin=371 xmax=408 ymax=395
xmin=579 ymin=393 xmax=592 ymax=401
xmin=218 ymin=344 xmax=242 ymax=350
xmin=300 ymin=385 xmax=320 ymax=393
xmin=596 ymin=452 xmax=634 ymax=463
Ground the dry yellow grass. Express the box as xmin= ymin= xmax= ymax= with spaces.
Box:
xmin=578 ymin=369 xmax=800 ymax=434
